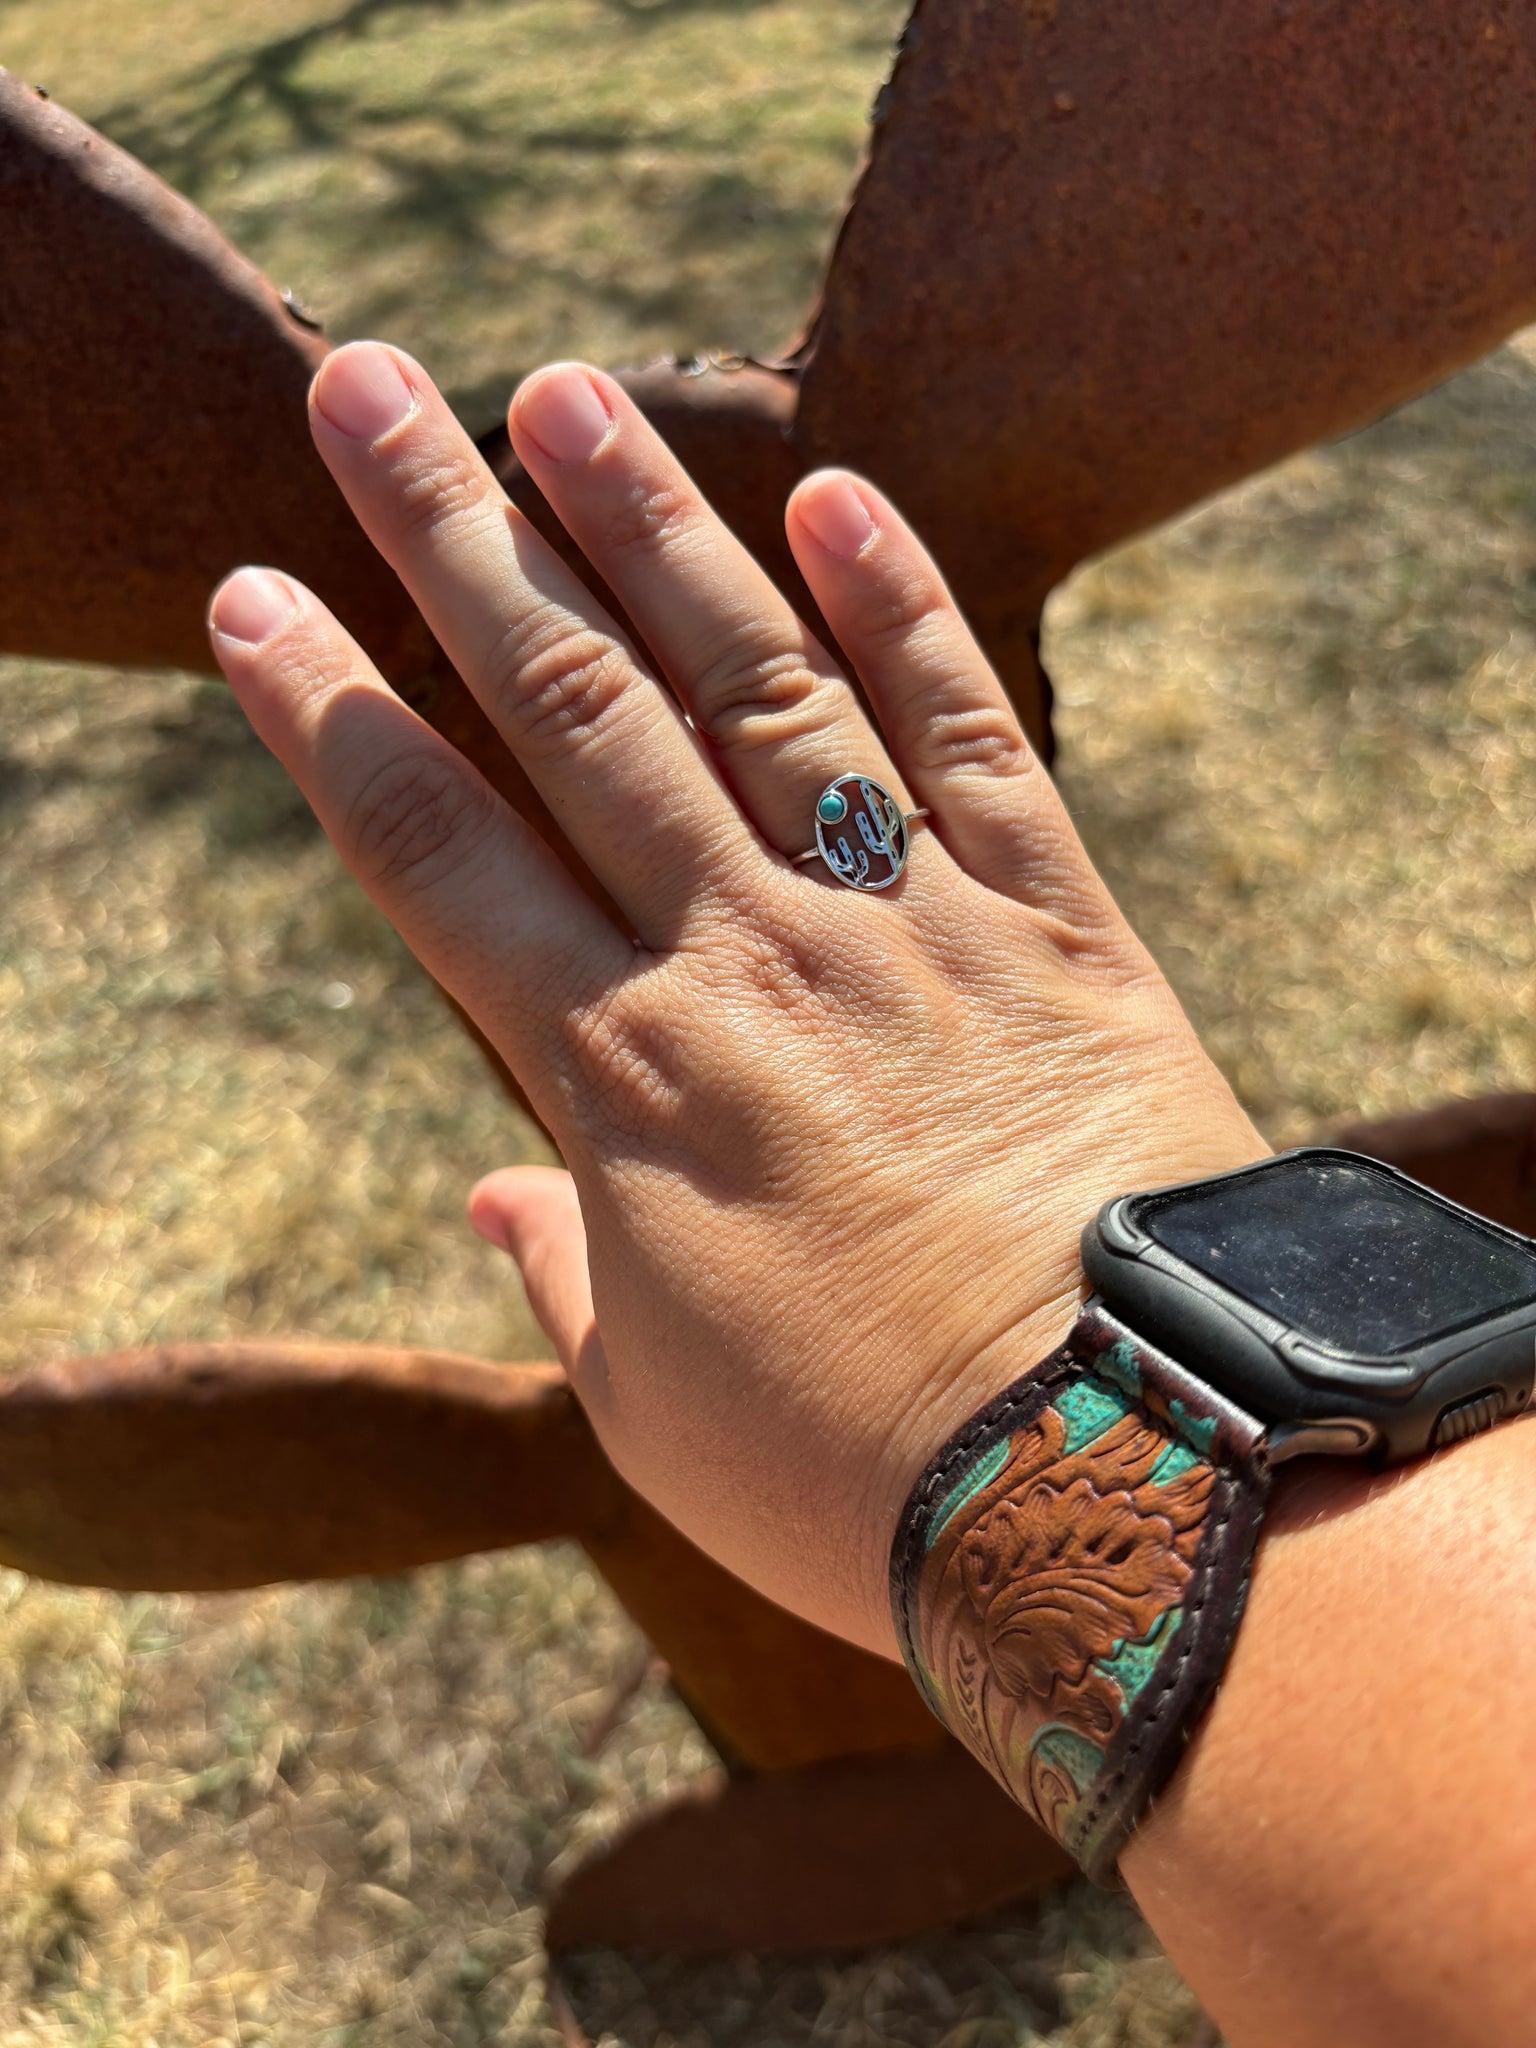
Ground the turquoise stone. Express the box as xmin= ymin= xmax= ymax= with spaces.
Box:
xmin=817 ymin=789 xmax=847 ymax=824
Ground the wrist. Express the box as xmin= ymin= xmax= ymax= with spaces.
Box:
xmin=849 ymin=1276 xmax=1086 ymax=1657
xmin=843 ymin=1119 xmax=1270 ymax=1656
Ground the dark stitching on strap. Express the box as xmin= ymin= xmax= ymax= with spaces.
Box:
xmin=891 ymin=1349 xmax=1070 ymax=1672
xmin=903 ymin=1349 xmax=1071 ymax=1518
xmin=1074 ymin=1467 xmax=1240 ymax=1844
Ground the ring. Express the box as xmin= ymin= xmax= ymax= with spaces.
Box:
xmin=792 ymin=775 xmax=930 ymax=891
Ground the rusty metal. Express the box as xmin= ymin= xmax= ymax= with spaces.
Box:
xmin=12 ymin=9 xmax=1536 ymax=742
xmin=0 ymin=1339 xmax=941 ymax=1771
xmin=0 ymin=70 xmax=420 ymax=684
xmin=545 ymin=1741 xmax=1074 ymax=1954
xmin=0 ymin=1334 xmax=1048 ymax=1946
xmin=0 ymin=1343 xmax=598 ymax=1586
xmin=579 ymin=1470 xmax=942 ymax=1775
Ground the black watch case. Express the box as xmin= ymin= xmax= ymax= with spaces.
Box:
xmin=1082 ymin=1148 xmax=1536 ymax=1464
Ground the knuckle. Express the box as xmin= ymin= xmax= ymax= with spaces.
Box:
xmin=707 ymin=897 xmax=861 ymax=1032
xmin=241 ymin=623 xmax=379 ymax=726
xmin=729 ymin=925 xmax=838 ymax=1029
xmin=258 ymin=628 xmax=339 ymax=698
xmin=486 ymin=622 xmax=635 ymax=754
xmin=693 ymin=637 xmax=840 ymax=750
xmin=600 ymin=475 xmax=695 ymax=558
xmin=569 ymin=979 xmax=689 ymax=1140
xmin=390 ymin=444 xmax=493 ymax=544
xmin=910 ymin=700 xmax=1032 ymax=777
xmin=342 ymin=749 xmax=492 ymax=896
xmin=856 ymin=571 xmax=948 ymax=653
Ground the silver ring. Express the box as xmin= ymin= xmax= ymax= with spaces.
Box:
xmin=792 ymin=775 xmax=929 ymax=891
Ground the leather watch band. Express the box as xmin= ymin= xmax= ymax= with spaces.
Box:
xmin=889 ymin=1301 xmax=1270 ymax=1884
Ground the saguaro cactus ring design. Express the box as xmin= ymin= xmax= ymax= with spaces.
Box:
xmin=794 ymin=775 xmax=929 ymax=891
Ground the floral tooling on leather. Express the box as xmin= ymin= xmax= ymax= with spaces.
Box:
xmin=910 ymin=1379 xmax=1212 ymax=1855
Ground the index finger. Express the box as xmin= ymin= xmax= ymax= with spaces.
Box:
xmin=208 ymin=564 xmax=631 ymax=1112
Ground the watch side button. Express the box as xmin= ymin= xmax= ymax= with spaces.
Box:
xmin=1430 ymin=1387 xmax=1508 ymax=1451
xmin=1263 ymin=1417 xmax=1381 ymax=1465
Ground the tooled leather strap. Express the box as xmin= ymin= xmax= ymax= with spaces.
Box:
xmin=889 ymin=1301 xmax=1270 ymax=1885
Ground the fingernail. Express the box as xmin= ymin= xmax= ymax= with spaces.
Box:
xmin=797 ymin=475 xmax=876 ymax=559
xmin=514 ymin=365 xmax=613 ymax=464
xmin=313 ymin=342 xmax=416 ymax=442
xmin=210 ymin=568 xmax=298 ymax=645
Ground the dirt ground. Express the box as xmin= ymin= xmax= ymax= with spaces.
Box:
xmin=2 ymin=1 xmax=1535 ymax=2042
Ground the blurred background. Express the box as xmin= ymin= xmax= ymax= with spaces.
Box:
xmin=2 ymin=0 xmax=1535 ymax=2042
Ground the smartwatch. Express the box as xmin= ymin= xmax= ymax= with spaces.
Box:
xmin=889 ymin=1147 xmax=1536 ymax=1882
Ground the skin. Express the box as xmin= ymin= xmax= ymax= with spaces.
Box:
xmin=209 ymin=343 xmax=1536 ymax=2048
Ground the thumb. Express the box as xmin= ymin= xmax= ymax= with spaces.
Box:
xmin=469 ymin=1166 xmax=598 ymax=1378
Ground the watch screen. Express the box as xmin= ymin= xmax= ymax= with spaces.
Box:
xmin=1139 ymin=1155 xmax=1536 ymax=1357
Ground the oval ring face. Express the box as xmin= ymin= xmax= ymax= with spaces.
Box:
xmin=812 ymin=775 xmax=910 ymax=890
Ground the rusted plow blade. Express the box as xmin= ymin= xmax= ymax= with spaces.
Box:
xmin=0 ymin=1339 xmax=937 ymax=1763
xmin=13 ymin=6 xmax=1536 ymax=757
xmin=0 ymin=1344 xmax=595 ymax=1588
xmin=0 ymin=68 xmax=810 ymax=755
xmin=0 ymin=70 xmax=416 ymax=683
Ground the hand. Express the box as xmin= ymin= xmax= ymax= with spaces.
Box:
xmin=208 ymin=343 xmax=1263 ymax=1654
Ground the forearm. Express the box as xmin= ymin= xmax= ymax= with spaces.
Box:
xmin=1121 ymin=1418 xmax=1536 ymax=2048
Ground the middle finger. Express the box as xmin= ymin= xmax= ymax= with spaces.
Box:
xmin=507 ymin=363 xmax=908 ymax=862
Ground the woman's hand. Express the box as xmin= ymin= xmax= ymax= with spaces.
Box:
xmin=209 ymin=342 xmax=1263 ymax=1653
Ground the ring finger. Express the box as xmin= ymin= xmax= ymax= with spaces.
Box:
xmin=507 ymin=364 xmax=914 ymax=872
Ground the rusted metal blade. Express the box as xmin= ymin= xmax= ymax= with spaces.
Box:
xmin=796 ymin=0 xmax=1536 ymax=722
xmin=0 ymin=1336 xmax=942 ymax=1779
xmin=0 ymin=68 xmax=423 ymax=683
xmin=0 ymin=1344 xmax=610 ymax=1588
xmin=0 ymin=75 xmax=801 ymax=874
xmin=545 ymin=1739 xmax=1074 ymax=1954
xmin=1329 ymin=1093 xmax=1536 ymax=1238
xmin=581 ymin=1483 xmax=944 ymax=1775
xmin=0 ymin=69 xmax=808 ymax=742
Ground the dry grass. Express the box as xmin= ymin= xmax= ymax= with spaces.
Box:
xmin=2 ymin=0 xmax=1535 ymax=2041
xmin=1050 ymin=337 xmax=1536 ymax=1135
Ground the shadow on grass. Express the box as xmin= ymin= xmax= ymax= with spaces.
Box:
xmin=1207 ymin=345 xmax=1536 ymax=706
xmin=93 ymin=0 xmax=807 ymax=213
xmin=550 ymin=1886 xmax=1210 ymax=2048
xmin=94 ymin=0 xmax=476 ymax=177
xmin=129 ymin=681 xmax=320 ymax=852
xmin=87 ymin=0 xmax=842 ymax=418
xmin=0 ymin=696 xmax=314 ymax=853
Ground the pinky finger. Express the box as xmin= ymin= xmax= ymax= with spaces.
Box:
xmin=208 ymin=566 xmax=630 ymax=1109
xmin=785 ymin=471 xmax=1111 ymax=922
